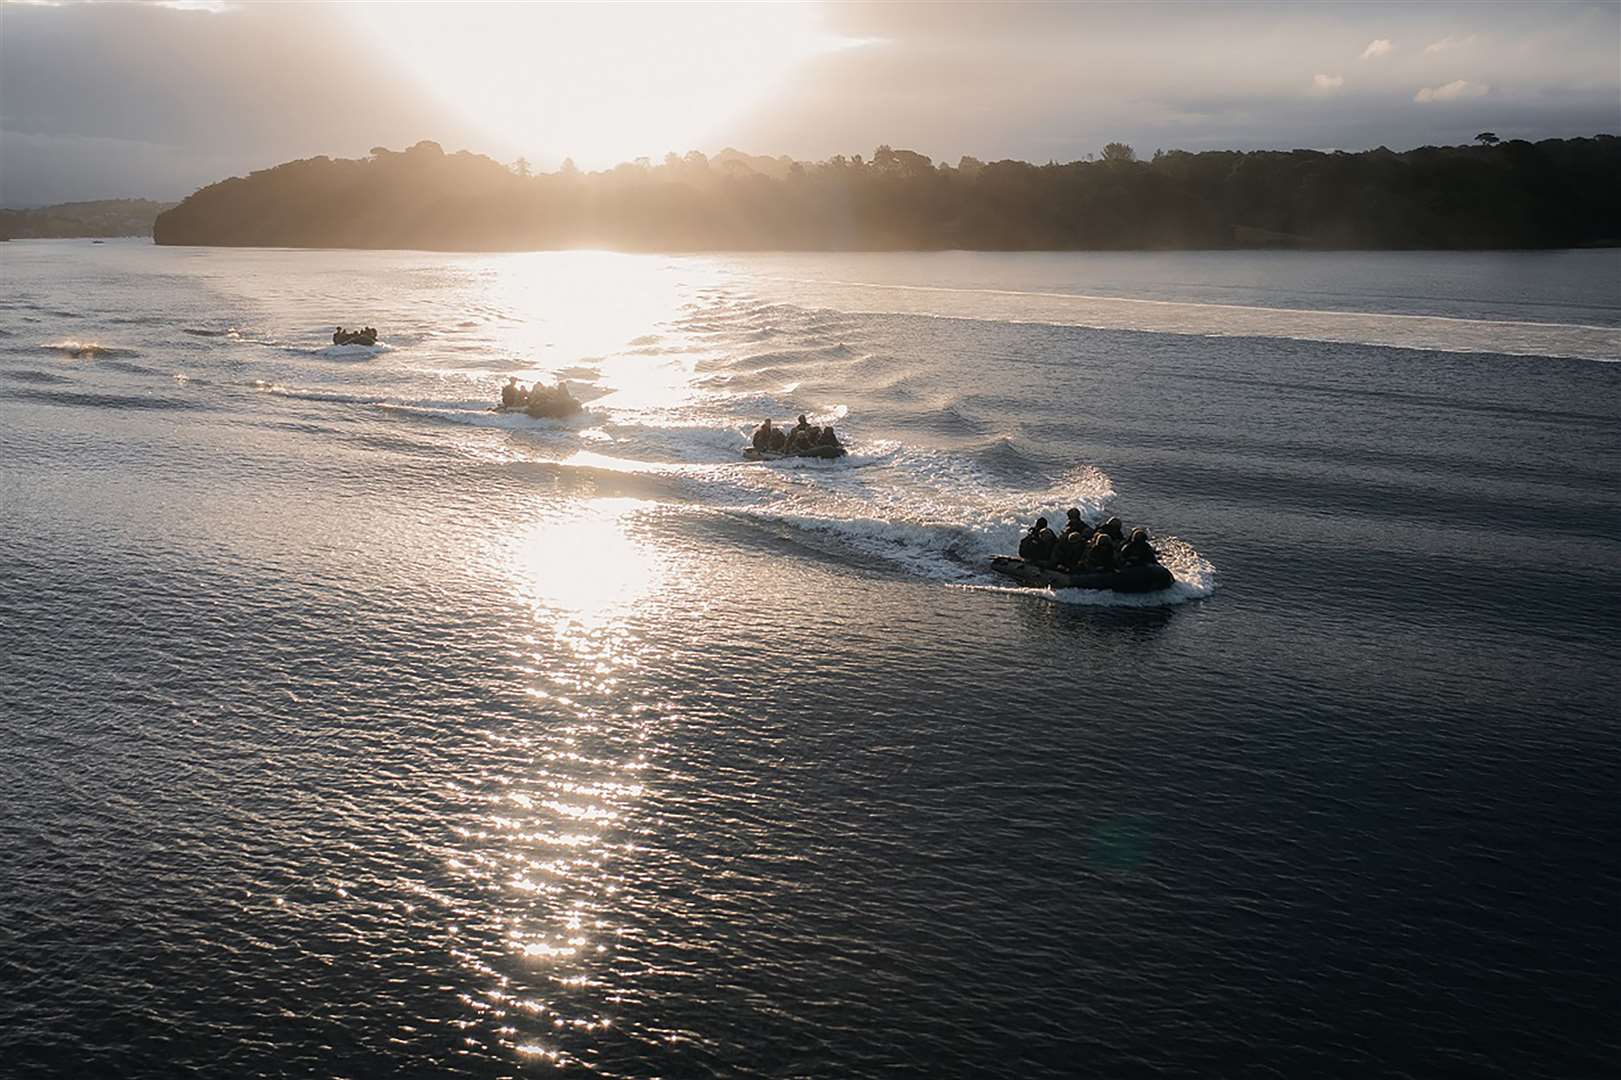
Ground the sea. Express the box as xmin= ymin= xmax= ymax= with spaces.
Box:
xmin=2 ymin=241 xmax=1618 ymax=1078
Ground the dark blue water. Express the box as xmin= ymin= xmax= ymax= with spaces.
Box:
xmin=2 ymin=243 xmax=1618 ymax=1077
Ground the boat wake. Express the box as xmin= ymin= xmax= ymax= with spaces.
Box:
xmin=745 ymin=276 xmax=1621 ymax=362
xmin=41 ymin=340 xmax=140 ymax=359
xmin=374 ymin=400 xmax=597 ymax=432
xmin=389 ymin=294 xmax=1224 ymax=607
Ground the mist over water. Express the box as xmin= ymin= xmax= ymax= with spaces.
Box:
xmin=2 ymin=242 xmax=1618 ymax=1078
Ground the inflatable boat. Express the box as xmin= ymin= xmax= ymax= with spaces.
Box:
xmin=492 ymin=401 xmax=583 ymax=419
xmin=743 ymin=444 xmax=847 ymax=461
xmin=493 ymin=385 xmax=583 ymax=419
xmin=990 ymin=556 xmax=1174 ymax=594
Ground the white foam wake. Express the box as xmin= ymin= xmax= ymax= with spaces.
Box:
xmin=747 ymin=276 xmax=1621 ymax=362
xmin=41 ymin=340 xmax=139 ymax=359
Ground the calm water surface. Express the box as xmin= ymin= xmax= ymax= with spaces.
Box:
xmin=2 ymin=243 xmax=1618 ymax=1078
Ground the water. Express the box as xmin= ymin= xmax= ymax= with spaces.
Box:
xmin=2 ymin=241 xmax=1618 ymax=1078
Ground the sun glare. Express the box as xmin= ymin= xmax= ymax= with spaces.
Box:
xmin=507 ymin=499 xmax=662 ymax=625
xmin=344 ymin=2 xmax=843 ymax=168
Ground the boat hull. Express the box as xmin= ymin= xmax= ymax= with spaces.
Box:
xmin=989 ymin=556 xmax=1174 ymax=593
xmin=743 ymin=445 xmax=847 ymax=461
xmin=492 ymin=396 xmax=583 ymax=419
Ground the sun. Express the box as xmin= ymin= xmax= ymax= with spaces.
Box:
xmin=342 ymin=2 xmax=847 ymax=169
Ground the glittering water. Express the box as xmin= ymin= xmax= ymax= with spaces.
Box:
xmin=2 ymin=241 xmax=1618 ymax=1078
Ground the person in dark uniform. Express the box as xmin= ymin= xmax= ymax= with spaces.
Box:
xmin=1119 ymin=527 xmax=1159 ymax=566
xmin=1053 ymin=510 xmax=1090 ymax=570
xmin=1058 ymin=508 xmax=1092 ymax=544
xmin=1084 ymin=530 xmax=1118 ymax=572
xmin=784 ymin=414 xmax=813 ymax=453
xmin=1019 ymin=517 xmax=1059 ymax=565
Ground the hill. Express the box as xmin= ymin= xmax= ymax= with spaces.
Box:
xmin=153 ymin=137 xmax=1621 ymax=252
xmin=0 ymin=199 xmax=175 ymax=240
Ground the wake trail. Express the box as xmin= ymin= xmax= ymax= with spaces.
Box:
xmin=755 ymin=276 xmax=1620 ymax=332
xmin=749 ymin=276 xmax=1621 ymax=361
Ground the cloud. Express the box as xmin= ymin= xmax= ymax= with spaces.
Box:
xmin=1312 ymin=73 xmax=1345 ymax=91
xmin=1424 ymin=34 xmax=1476 ymax=54
xmin=1361 ymin=38 xmax=1393 ymax=59
xmin=1415 ymin=79 xmax=1490 ymax=103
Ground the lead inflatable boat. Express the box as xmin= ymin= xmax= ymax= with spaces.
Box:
xmin=990 ymin=556 xmax=1174 ymax=594
xmin=743 ymin=444 xmax=847 ymax=461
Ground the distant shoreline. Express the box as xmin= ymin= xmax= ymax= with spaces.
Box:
xmin=153 ymin=137 xmax=1621 ymax=254
xmin=0 ymin=198 xmax=174 ymax=241
xmin=154 ymin=134 xmax=1621 ymax=249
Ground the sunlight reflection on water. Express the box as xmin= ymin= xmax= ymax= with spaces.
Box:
xmin=474 ymin=251 xmax=718 ymax=374
xmin=451 ymin=497 xmax=671 ymax=1066
xmin=506 ymin=499 xmax=663 ymax=626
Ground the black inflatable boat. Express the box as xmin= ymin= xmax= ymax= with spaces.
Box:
xmin=989 ymin=556 xmax=1174 ymax=594
xmin=743 ymin=445 xmax=847 ymax=461
xmin=492 ymin=385 xmax=583 ymax=419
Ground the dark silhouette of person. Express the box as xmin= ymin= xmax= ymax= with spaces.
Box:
xmin=1085 ymin=531 xmax=1118 ymax=572
xmin=1058 ymin=508 xmax=1092 ymax=544
xmin=784 ymin=414 xmax=812 ymax=453
xmin=1120 ymin=527 xmax=1159 ymax=566
xmin=1019 ymin=517 xmax=1058 ymax=564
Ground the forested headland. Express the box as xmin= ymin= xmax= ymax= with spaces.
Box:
xmin=1 ymin=199 xmax=174 ymax=240
xmin=153 ymin=137 xmax=1620 ymax=252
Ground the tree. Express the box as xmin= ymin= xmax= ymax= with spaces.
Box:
xmin=872 ymin=145 xmax=933 ymax=177
xmin=512 ymin=156 xmax=531 ymax=178
xmin=1102 ymin=142 xmax=1137 ymax=163
xmin=1475 ymin=132 xmax=1500 ymax=146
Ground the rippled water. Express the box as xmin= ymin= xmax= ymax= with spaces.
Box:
xmin=2 ymin=241 xmax=1618 ymax=1078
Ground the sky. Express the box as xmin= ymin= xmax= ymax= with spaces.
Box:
xmin=2 ymin=0 xmax=1618 ymax=206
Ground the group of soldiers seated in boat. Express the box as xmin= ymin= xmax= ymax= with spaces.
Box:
xmin=500 ymin=376 xmax=581 ymax=418
xmin=751 ymin=415 xmax=843 ymax=455
xmin=332 ymin=326 xmax=378 ymax=346
xmin=1019 ymin=509 xmax=1159 ymax=573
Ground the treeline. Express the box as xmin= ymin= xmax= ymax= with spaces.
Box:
xmin=153 ymin=137 xmax=1621 ymax=252
xmin=1 ymin=199 xmax=175 ymax=240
